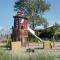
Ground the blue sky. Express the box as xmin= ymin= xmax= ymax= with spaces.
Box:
xmin=44 ymin=0 xmax=60 ymax=25
xmin=0 ymin=0 xmax=60 ymax=29
xmin=0 ymin=0 xmax=15 ymax=29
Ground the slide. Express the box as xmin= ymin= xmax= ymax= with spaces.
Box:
xmin=28 ymin=26 xmax=43 ymax=42
xmin=20 ymin=19 xmax=43 ymax=42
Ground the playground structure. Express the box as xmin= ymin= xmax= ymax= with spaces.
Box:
xmin=11 ymin=11 xmax=28 ymax=49
xmin=11 ymin=10 xmax=43 ymax=49
xmin=11 ymin=10 xmax=53 ymax=50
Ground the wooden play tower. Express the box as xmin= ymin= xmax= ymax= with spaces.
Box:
xmin=11 ymin=10 xmax=28 ymax=48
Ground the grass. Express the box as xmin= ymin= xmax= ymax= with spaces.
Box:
xmin=0 ymin=50 xmax=55 ymax=60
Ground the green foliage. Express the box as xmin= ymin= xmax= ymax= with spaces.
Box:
xmin=39 ymin=24 xmax=60 ymax=39
xmin=14 ymin=0 xmax=50 ymax=29
xmin=14 ymin=0 xmax=50 ymax=14
xmin=39 ymin=30 xmax=53 ymax=39
xmin=14 ymin=0 xmax=25 ymax=10
xmin=29 ymin=16 xmax=49 ymax=29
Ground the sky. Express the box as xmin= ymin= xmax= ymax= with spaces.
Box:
xmin=0 ymin=0 xmax=60 ymax=30
xmin=44 ymin=0 xmax=60 ymax=25
xmin=0 ymin=0 xmax=15 ymax=30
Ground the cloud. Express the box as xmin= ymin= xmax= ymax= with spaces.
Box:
xmin=0 ymin=26 xmax=7 ymax=31
xmin=0 ymin=26 xmax=3 ymax=31
xmin=0 ymin=26 xmax=11 ymax=35
xmin=35 ymin=25 xmax=44 ymax=30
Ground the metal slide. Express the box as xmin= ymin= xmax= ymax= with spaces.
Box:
xmin=28 ymin=26 xmax=43 ymax=42
xmin=20 ymin=19 xmax=43 ymax=42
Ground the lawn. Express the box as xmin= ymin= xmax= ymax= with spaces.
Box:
xmin=0 ymin=50 xmax=55 ymax=60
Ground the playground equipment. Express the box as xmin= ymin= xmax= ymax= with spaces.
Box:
xmin=11 ymin=10 xmax=53 ymax=50
xmin=11 ymin=10 xmax=43 ymax=49
xmin=11 ymin=11 xmax=28 ymax=49
xmin=28 ymin=26 xmax=43 ymax=42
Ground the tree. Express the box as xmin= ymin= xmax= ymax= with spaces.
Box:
xmin=14 ymin=0 xmax=50 ymax=29
xmin=39 ymin=24 xmax=60 ymax=40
